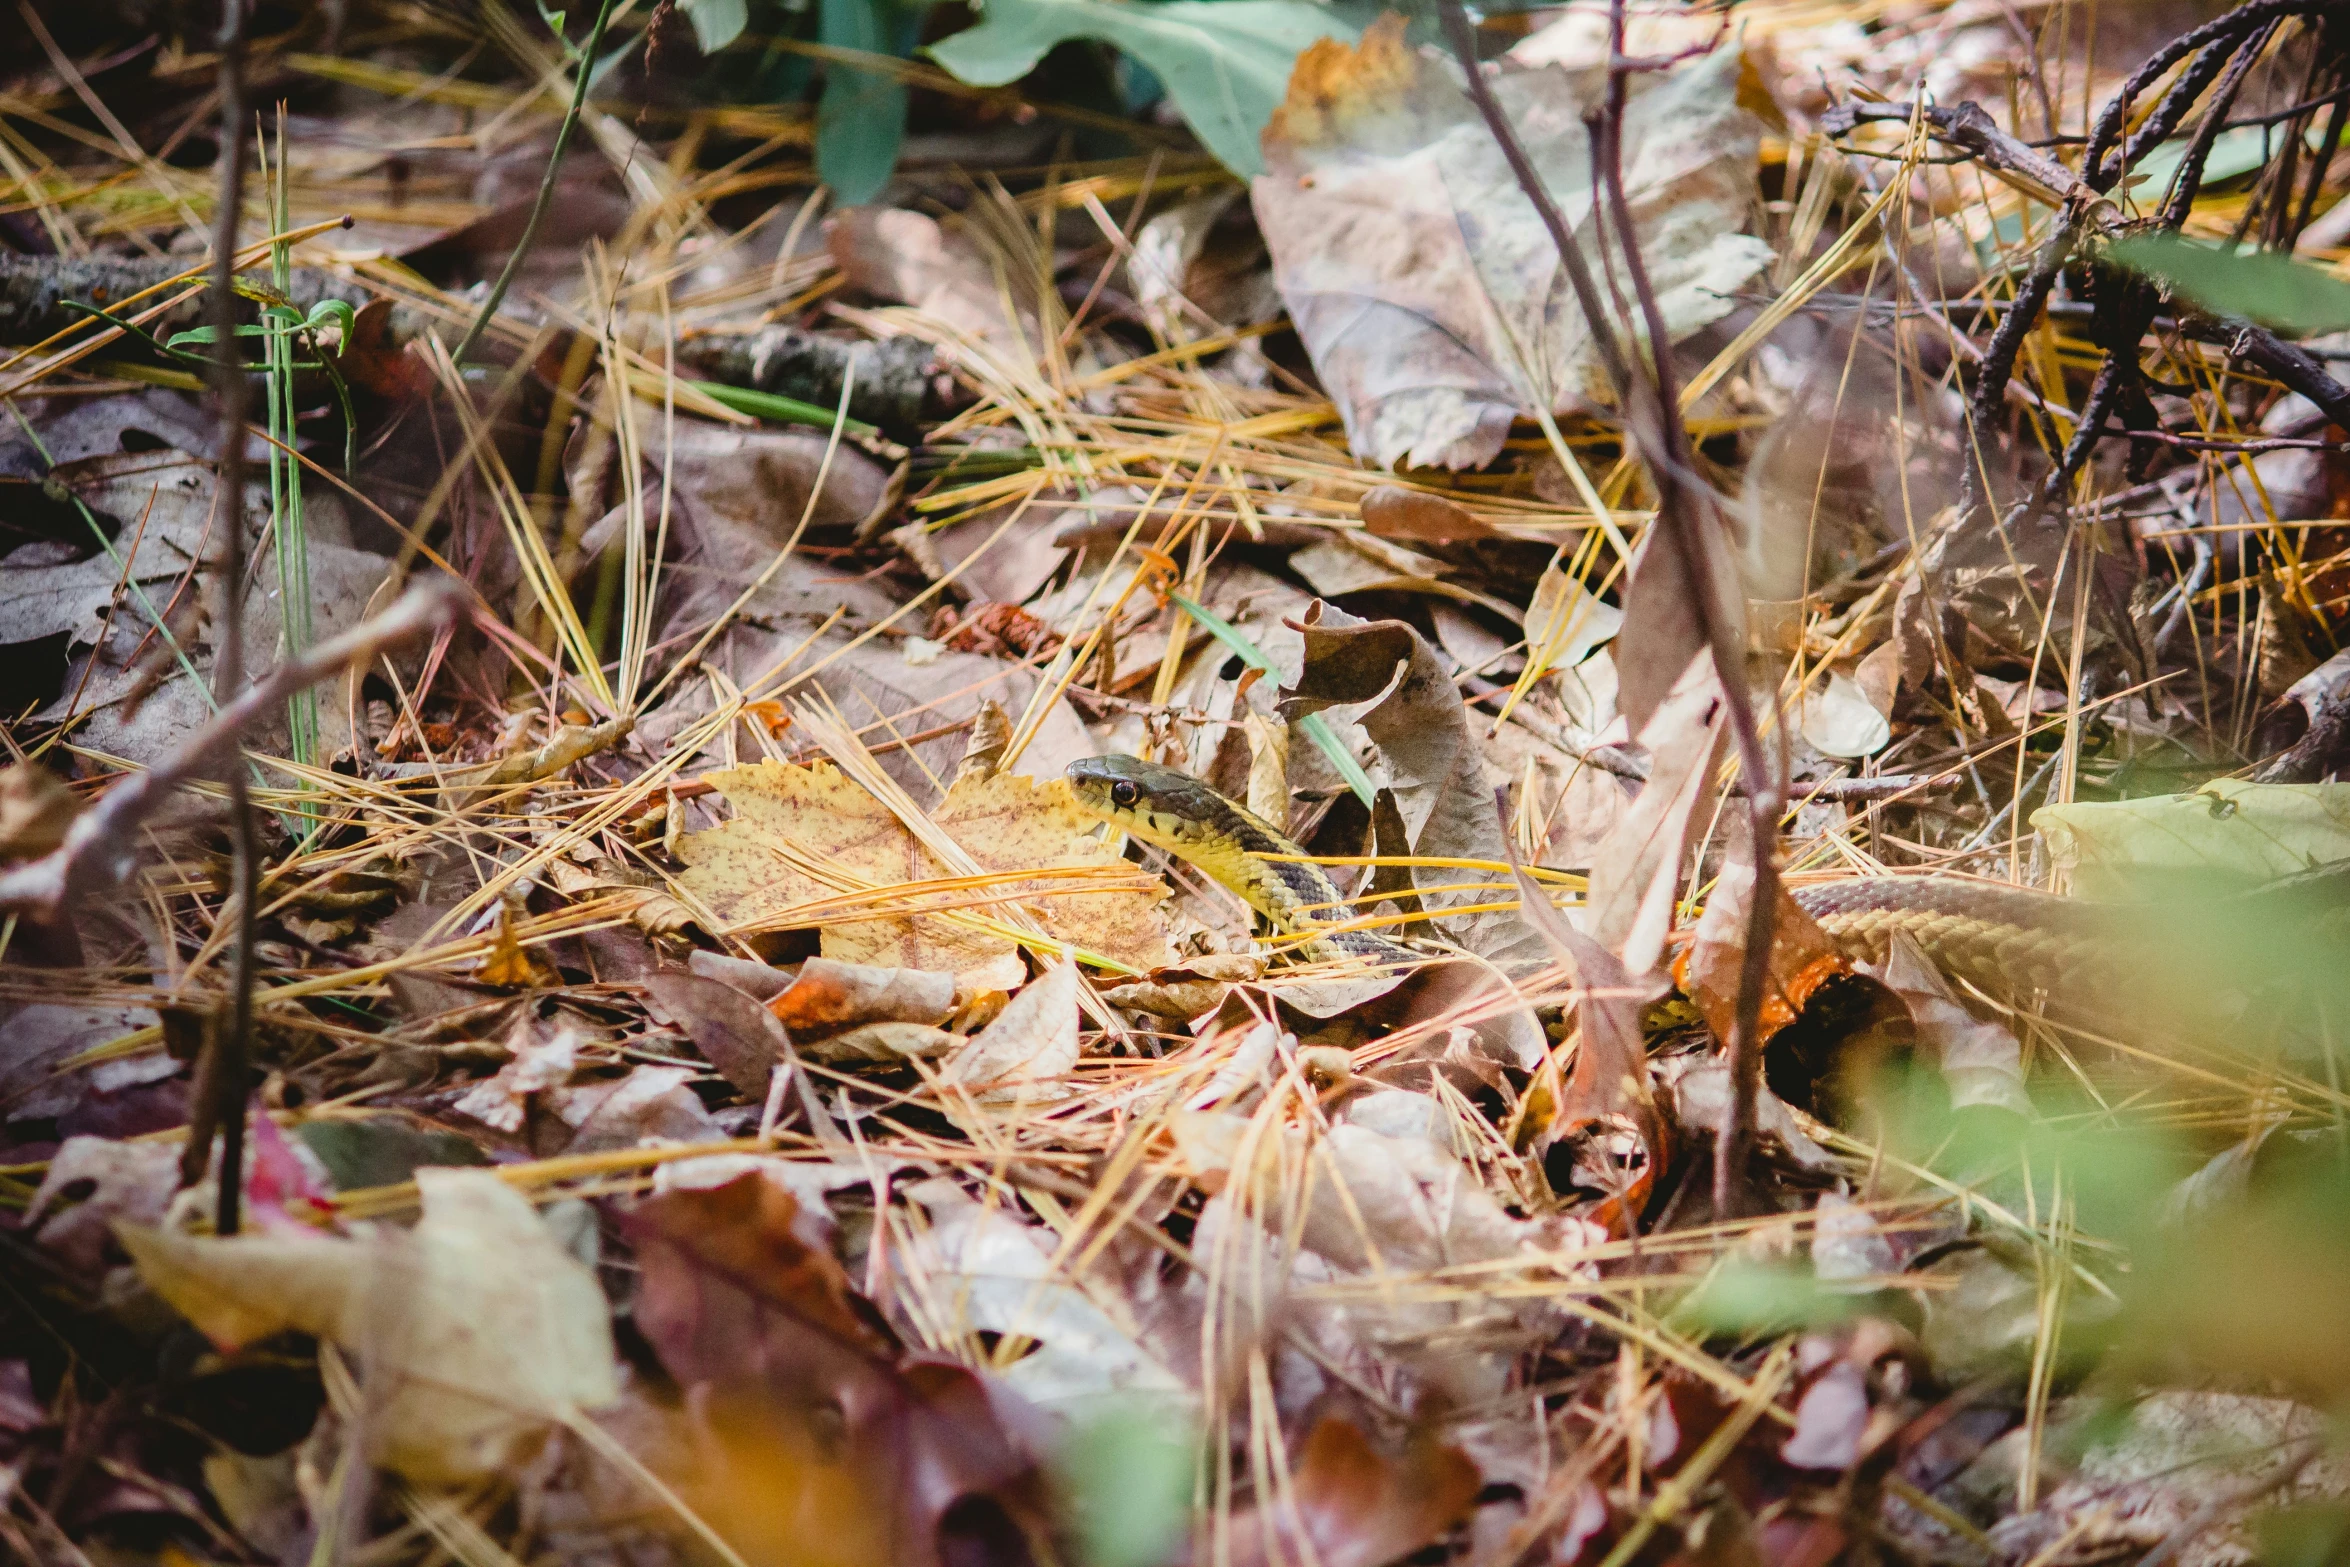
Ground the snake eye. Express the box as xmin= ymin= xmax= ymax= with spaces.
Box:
xmin=1110 ymin=779 xmax=1141 ymax=808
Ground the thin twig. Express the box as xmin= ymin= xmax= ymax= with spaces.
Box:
xmin=202 ymin=0 xmax=256 ymax=1237
xmin=1432 ymin=0 xmax=1632 ymax=405
xmin=1595 ymin=0 xmax=1786 ymax=1219
xmin=448 ymin=0 xmax=621 ymax=367
xmin=1435 ymin=0 xmax=1787 ymax=1215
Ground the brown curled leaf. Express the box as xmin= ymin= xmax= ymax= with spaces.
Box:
xmin=1497 ymin=790 xmax=1666 ymax=1234
xmin=626 ymin=1176 xmax=1048 ymax=1567
xmin=1224 ymin=1413 xmax=1482 ymax=1567
xmin=768 ymin=955 xmax=958 ymax=1037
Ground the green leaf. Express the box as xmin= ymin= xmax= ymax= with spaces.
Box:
xmin=306 ymin=298 xmax=358 ymax=344
xmin=817 ymin=0 xmax=928 ymax=204
xmin=1054 ymin=1405 xmax=1194 ymax=1567
xmin=2126 ymin=122 xmax=2323 ymax=200
xmin=1668 ymin=1257 xmax=1852 ymax=1336
xmin=2033 ymin=778 xmax=2350 ymax=901
xmin=295 ymin=1117 xmax=490 ymax=1192
xmin=1165 ymin=589 xmax=1375 ymax=805
xmin=679 ymin=0 xmax=750 ymax=52
xmin=161 ymin=323 xmax=275 ymax=349
xmin=2105 ymin=232 xmax=2350 ymax=336
xmin=926 ymin=0 xmax=1356 ymax=176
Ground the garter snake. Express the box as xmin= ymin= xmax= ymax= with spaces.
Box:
xmin=1071 ymin=753 xmax=2166 ymax=991
xmin=1067 ymin=755 xmax=1419 ymax=967
xmin=1072 ymin=756 xmax=2345 ymax=1020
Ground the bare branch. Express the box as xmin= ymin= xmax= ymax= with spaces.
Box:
xmin=0 ymin=581 xmax=469 ymax=919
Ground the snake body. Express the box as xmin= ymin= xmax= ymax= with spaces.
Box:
xmin=1066 ymin=755 xmax=1418 ymax=966
xmin=1788 ymin=877 xmax=2141 ymax=1002
xmin=1068 ymin=754 xmax=2099 ymax=985
xmin=1070 ymin=756 xmax=2340 ymax=1017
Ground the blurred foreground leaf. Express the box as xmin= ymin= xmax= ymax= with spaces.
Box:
xmin=2106 ymin=232 xmax=2350 ymax=336
xmin=679 ymin=0 xmax=750 ymax=50
xmin=118 ymin=1169 xmax=619 ymax=1486
xmin=819 ymin=0 xmax=931 ymax=203
xmin=1055 ymin=1401 xmax=1194 ymax=1566
xmin=927 ymin=0 xmax=1357 ymax=175
xmin=2034 ymin=778 xmax=2350 ymax=899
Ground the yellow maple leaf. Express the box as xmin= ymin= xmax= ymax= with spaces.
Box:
xmin=675 ymin=761 xmax=1170 ymax=986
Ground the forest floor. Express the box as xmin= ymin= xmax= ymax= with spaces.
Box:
xmin=4 ymin=1 xmax=2350 ymax=1565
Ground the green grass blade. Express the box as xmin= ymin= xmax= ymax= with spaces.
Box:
xmin=691 ymin=380 xmax=879 ymax=437
xmin=1164 ymin=589 xmax=1376 ymax=807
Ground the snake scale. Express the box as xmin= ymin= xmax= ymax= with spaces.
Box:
xmin=1069 ymin=755 xmax=2344 ymax=1017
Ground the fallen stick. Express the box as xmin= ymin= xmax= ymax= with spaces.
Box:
xmin=0 ymin=579 xmax=469 ymax=917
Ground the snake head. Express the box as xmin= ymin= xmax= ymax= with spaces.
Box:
xmin=1069 ymin=753 xmax=1179 ymax=817
xmin=1065 ymin=754 xmax=1237 ymax=846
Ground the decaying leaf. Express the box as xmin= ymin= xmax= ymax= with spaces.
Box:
xmin=1584 ymin=653 xmax=1722 ymax=974
xmin=451 ymin=1020 xmax=581 ymax=1133
xmin=1298 ymin=1119 xmax=1548 ymax=1278
xmin=1279 ymin=604 xmax=1544 ymax=966
xmin=472 ymin=896 xmax=559 ymax=988
xmin=1658 ymin=1055 xmax=1837 ymax=1175
xmin=26 ymin=1134 xmax=183 ymax=1278
xmin=1224 ymin=1413 xmax=1481 ymax=1567
xmin=1253 ymin=17 xmax=1772 ymax=469
xmin=1796 ymin=669 xmax=1892 ymax=759
xmin=0 ymin=763 xmax=80 ymax=862
xmin=768 ymin=955 xmax=958 ymax=1036
xmin=643 ymin=971 xmax=789 ymax=1100
xmin=828 ymin=207 xmax=1034 ymax=349
xmin=21 ymin=447 xmax=391 ymax=766
xmin=544 ymin=855 xmax=703 ymax=946
xmin=1523 ymin=562 xmax=1623 ymax=678
xmin=626 ymin=1174 xmax=1048 ymax=1567
xmin=676 ymin=759 xmax=1171 ymax=989
xmin=900 ymin=1176 xmax=1187 ymax=1415
xmin=545 ymin=1063 xmax=728 ymax=1155
xmin=1870 ymin=932 xmax=2031 ymax=1117
xmin=940 ymin=958 xmax=1078 ymax=1105
xmin=1359 ymin=485 xmax=1501 ymax=544
xmin=1501 ymin=820 xmax=1664 ymax=1231
xmin=1673 ymin=860 xmax=1853 ymax=1057
xmin=1102 ymin=953 xmax=1266 ymax=1020
xmin=117 ymin=1168 xmax=620 ymax=1486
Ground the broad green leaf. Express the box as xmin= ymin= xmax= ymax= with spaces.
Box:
xmin=2105 ymin=232 xmax=2350 ymax=336
xmin=2126 ymin=122 xmax=2322 ymax=200
xmin=678 ymin=0 xmax=750 ymax=52
xmin=818 ymin=0 xmax=929 ymax=203
xmin=926 ymin=0 xmax=1357 ymax=176
xmin=2033 ymin=778 xmax=2350 ymax=900
xmin=1055 ymin=1405 xmax=1194 ymax=1567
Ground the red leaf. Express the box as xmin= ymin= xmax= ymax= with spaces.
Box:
xmin=627 ymin=1176 xmax=1047 ymax=1567
xmin=1224 ymin=1415 xmax=1480 ymax=1567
